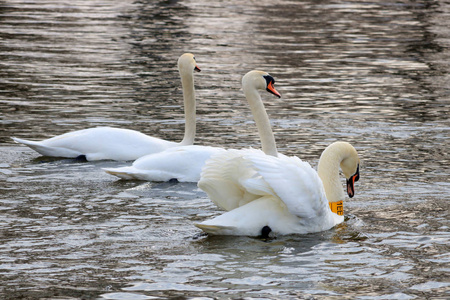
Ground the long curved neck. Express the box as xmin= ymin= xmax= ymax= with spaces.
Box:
xmin=243 ymin=88 xmax=278 ymax=157
xmin=317 ymin=143 xmax=347 ymax=203
xmin=179 ymin=71 xmax=196 ymax=145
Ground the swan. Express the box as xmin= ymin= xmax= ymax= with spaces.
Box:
xmin=195 ymin=73 xmax=360 ymax=236
xmin=102 ymin=70 xmax=282 ymax=182
xmin=11 ymin=53 xmax=201 ymax=161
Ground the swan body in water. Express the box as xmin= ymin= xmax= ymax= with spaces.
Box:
xmin=11 ymin=53 xmax=201 ymax=161
xmin=103 ymin=70 xmax=282 ymax=182
xmin=195 ymin=71 xmax=360 ymax=236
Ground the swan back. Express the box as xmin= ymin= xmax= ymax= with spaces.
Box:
xmin=200 ymin=149 xmax=329 ymax=218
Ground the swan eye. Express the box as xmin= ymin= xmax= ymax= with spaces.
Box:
xmin=263 ymin=75 xmax=275 ymax=85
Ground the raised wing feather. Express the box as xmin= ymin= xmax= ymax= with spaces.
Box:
xmin=198 ymin=149 xmax=275 ymax=211
xmin=244 ymin=153 xmax=329 ymax=219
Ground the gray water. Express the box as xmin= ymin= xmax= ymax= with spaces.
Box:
xmin=1 ymin=0 xmax=449 ymax=299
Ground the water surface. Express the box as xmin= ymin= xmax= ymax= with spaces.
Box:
xmin=0 ymin=0 xmax=449 ymax=299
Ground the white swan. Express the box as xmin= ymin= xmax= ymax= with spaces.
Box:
xmin=102 ymin=70 xmax=282 ymax=182
xmin=195 ymin=72 xmax=360 ymax=236
xmin=11 ymin=53 xmax=201 ymax=161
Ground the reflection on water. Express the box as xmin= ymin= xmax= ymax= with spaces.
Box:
xmin=0 ymin=0 xmax=449 ymax=299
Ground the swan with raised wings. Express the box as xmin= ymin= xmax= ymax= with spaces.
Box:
xmin=11 ymin=53 xmax=201 ymax=161
xmin=195 ymin=71 xmax=360 ymax=236
xmin=102 ymin=71 xmax=282 ymax=182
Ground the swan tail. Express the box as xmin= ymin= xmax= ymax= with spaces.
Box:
xmin=103 ymin=167 xmax=142 ymax=180
xmin=11 ymin=137 xmax=81 ymax=158
xmin=194 ymin=223 xmax=237 ymax=235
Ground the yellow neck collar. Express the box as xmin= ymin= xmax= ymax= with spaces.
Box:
xmin=329 ymin=201 xmax=344 ymax=215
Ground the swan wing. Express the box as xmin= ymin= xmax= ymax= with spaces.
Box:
xmin=245 ymin=153 xmax=329 ymax=219
xmin=198 ymin=149 xmax=276 ymax=211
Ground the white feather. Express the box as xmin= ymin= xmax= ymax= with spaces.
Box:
xmin=13 ymin=128 xmax=176 ymax=161
xmin=196 ymin=149 xmax=342 ymax=236
xmin=104 ymin=145 xmax=225 ymax=182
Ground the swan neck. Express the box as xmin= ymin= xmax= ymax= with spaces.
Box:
xmin=179 ymin=71 xmax=196 ymax=145
xmin=317 ymin=148 xmax=346 ymax=203
xmin=244 ymin=88 xmax=278 ymax=157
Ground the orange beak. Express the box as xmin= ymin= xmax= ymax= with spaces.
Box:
xmin=194 ymin=65 xmax=201 ymax=72
xmin=346 ymin=164 xmax=360 ymax=198
xmin=266 ymin=81 xmax=281 ymax=98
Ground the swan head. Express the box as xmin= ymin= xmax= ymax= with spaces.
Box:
xmin=318 ymin=141 xmax=360 ymax=201
xmin=242 ymin=70 xmax=281 ymax=98
xmin=339 ymin=144 xmax=360 ymax=198
xmin=178 ymin=53 xmax=201 ymax=75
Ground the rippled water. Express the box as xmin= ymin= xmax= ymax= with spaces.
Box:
xmin=1 ymin=0 xmax=449 ymax=299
